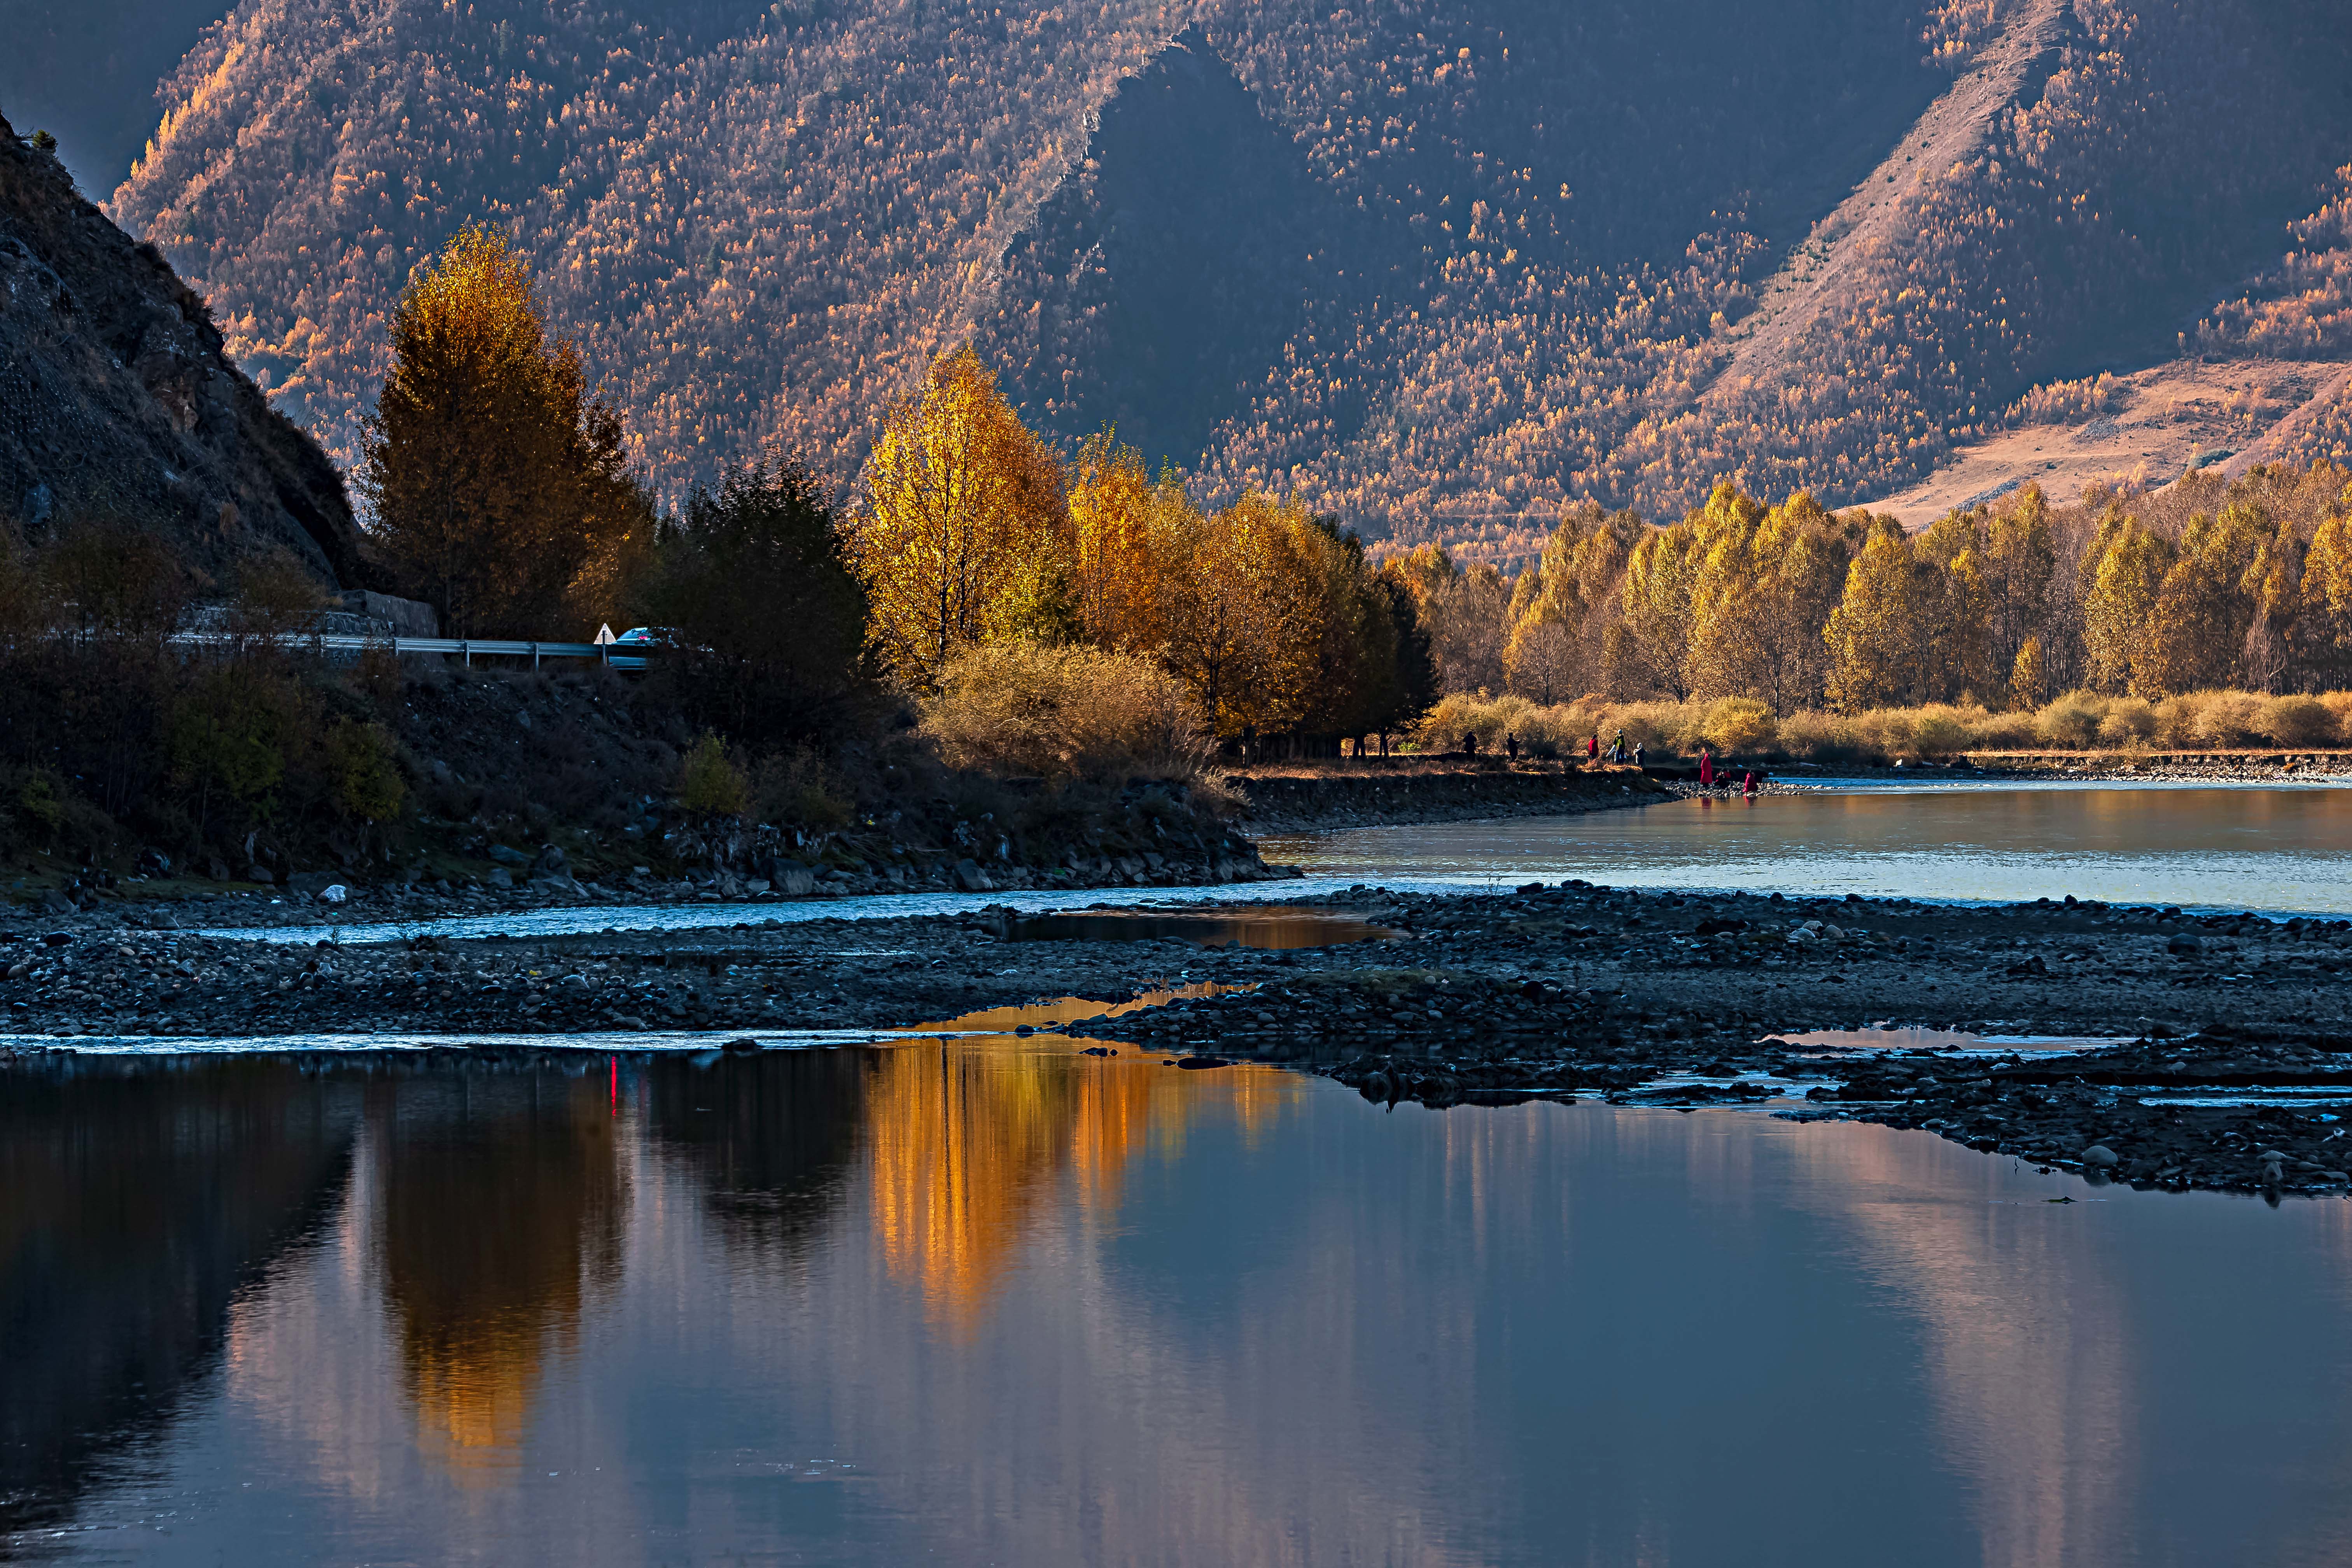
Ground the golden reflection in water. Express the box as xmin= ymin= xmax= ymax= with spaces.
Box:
xmin=866 ymin=1037 xmax=1286 ymax=1331
xmin=1791 ymin=1124 xmax=2131 ymax=1568
xmin=372 ymin=1073 xmax=628 ymax=1483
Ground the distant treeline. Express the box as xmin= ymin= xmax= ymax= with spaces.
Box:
xmin=1394 ymin=462 xmax=2352 ymax=719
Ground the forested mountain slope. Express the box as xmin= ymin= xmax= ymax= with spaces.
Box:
xmin=103 ymin=0 xmax=2352 ymax=540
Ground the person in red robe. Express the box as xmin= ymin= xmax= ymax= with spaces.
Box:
xmin=1698 ymin=748 xmax=1714 ymax=788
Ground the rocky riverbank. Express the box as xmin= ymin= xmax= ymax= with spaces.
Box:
xmin=1913 ymin=751 xmax=2351 ymax=782
xmin=6 ymin=877 xmax=2352 ymax=1197
xmin=1231 ymin=761 xmax=1675 ymax=832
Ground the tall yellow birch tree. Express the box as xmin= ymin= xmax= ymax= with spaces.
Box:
xmin=851 ymin=347 xmax=1073 ymax=691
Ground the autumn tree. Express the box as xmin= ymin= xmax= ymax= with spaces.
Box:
xmin=360 ymin=223 xmax=654 ymax=637
xmin=2303 ymin=511 xmax=2352 ymax=684
xmin=2080 ymin=512 xmax=2176 ymax=696
xmin=2141 ymin=504 xmax=2267 ymax=693
xmin=2010 ymin=635 xmax=2049 ymax=710
xmin=1684 ymin=485 xmax=1854 ymax=710
xmin=1913 ymin=511 xmax=1996 ymax=702
xmin=1067 ymin=430 xmax=1179 ymax=655
xmin=1366 ymin=565 xmax=1440 ymax=739
xmin=1979 ymin=486 xmax=2061 ymax=701
xmin=1507 ymin=500 xmax=1643 ymax=703
xmin=1824 ymin=520 xmax=1937 ymax=710
xmin=1388 ymin=544 xmax=1511 ymax=695
xmin=1615 ymin=522 xmax=1704 ymax=699
xmin=851 ymin=346 xmax=1074 ymax=691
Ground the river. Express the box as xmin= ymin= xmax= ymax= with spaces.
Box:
xmin=13 ymin=780 xmax=2352 ymax=1564
xmin=1261 ymin=776 xmax=2352 ymax=915
xmin=212 ymin=778 xmax=2352 ymax=949
xmin=9 ymin=1037 xmax=2352 ymax=1567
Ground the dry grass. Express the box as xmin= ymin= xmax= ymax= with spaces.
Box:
xmin=1418 ymin=689 xmax=2352 ymax=763
xmin=919 ymin=642 xmax=1216 ymax=785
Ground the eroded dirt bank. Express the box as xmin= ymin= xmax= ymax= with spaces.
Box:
xmin=6 ymin=878 xmax=2351 ymax=1196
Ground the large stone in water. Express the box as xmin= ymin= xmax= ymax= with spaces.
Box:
xmin=954 ymin=858 xmax=992 ymax=892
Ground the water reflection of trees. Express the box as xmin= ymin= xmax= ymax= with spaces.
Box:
xmin=0 ymin=1058 xmax=361 ymax=1535
xmin=639 ymin=1050 xmax=870 ymax=1268
xmin=867 ymin=1040 xmax=1282 ymax=1329
xmin=370 ymin=1067 xmax=626 ymax=1479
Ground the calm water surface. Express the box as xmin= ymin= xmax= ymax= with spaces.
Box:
xmin=1263 ymin=779 xmax=2352 ymax=914
xmin=10 ymin=1038 xmax=2352 ymax=1566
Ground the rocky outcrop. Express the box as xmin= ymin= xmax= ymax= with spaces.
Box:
xmin=0 ymin=112 xmax=367 ymax=586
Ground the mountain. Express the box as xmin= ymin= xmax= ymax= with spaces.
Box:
xmin=0 ymin=109 xmax=365 ymax=585
xmin=93 ymin=1 xmax=2352 ymax=551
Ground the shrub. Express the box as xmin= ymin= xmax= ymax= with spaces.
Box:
xmin=1971 ymin=710 xmax=2037 ymax=749
xmin=2035 ymin=692 xmax=2102 ymax=748
xmin=2258 ymin=693 xmax=2336 ymax=746
xmin=1911 ymin=706 xmax=1976 ymax=757
xmin=1701 ymin=696 xmax=1776 ymax=754
xmin=2181 ymin=690 xmax=2263 ymax=747
xmin=347 ymin=640 xmax=406 ymax=713
xmin=2323 ymin=692 xmax=2352 ymax=739
xmin=1776 ymin=709 xmax=1872 ymax=762
xmin=678 ymin=732 xmax=750 ymax=818
xmin=325 ymin=718 xmax=405 ymax=821
xmin=167 ymin=662 xmax=303 ymax=819
xmin=919 ymin=642 xmax=1213 ymax=784
xmin=2098 ymin=697 xmax=2158 ymax=745
xmin=751 ymin=744 xmax=853 ymax=828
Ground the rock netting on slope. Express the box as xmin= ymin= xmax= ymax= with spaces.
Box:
xmin=0 ymin=113 xmax=366 ymax=585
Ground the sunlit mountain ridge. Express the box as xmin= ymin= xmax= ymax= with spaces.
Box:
xmin=98 ymin=0 xmax=2352 ymax=550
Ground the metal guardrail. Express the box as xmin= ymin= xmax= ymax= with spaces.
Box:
xmin=171 ymin=632 xmax=659 ymax=667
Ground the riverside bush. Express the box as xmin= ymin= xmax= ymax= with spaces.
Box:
xmin=919 ymin=643 xmax=1215 ymax=785
xmin=1413 ymin=688 xmax=2352 ymax=763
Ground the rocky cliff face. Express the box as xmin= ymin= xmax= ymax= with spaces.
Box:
xmin=0 ymin=111 xmax=366 ymax=587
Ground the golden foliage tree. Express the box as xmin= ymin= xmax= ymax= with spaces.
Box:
xmin=1824 ymin=521 xmax=1936 ymax=710
xmin=1066 ymin=431 xmax=1176 ymax=656
xmin=2080 ymin=513 xmax=2176 ymax=697
xmin=2010 ymin=635 xmax=2049 ymax=712
xmin=2303 ymin=511 xmax=2352 ymax=683
xmin=851 ymin=346 xmax=1074 ymax=692
xmin=2147 ymin=503 xmax=2268 ymax=695
xmin=1388 ymin=544 xmax=1510 ymax=697
xmin=1685 ymin=486 xmax=1854 ymax=710
xmin=1617 ymin=522 xmax=1704 ymax=700
xmin=359 ymin=223 xmax=653 ymax=637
